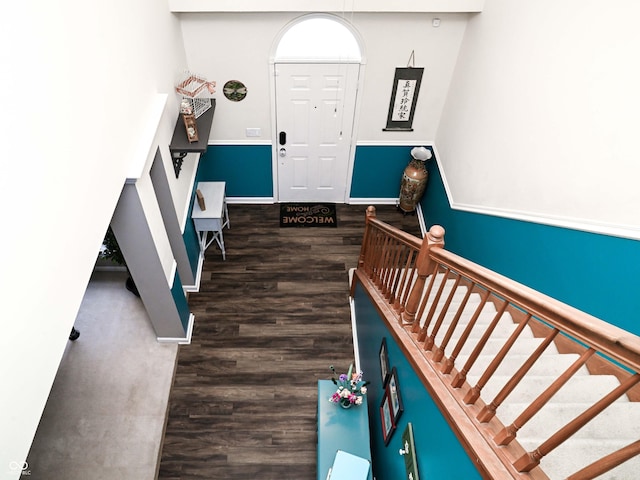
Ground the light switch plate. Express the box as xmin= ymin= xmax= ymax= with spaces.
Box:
xmin=246 ymin=128 xmax=261 ymax=137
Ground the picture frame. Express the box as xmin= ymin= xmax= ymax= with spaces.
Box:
xmin=383 ymin=67 xmax=424 ymax=132
xmin=401 ymin=423 xmax=420 ymax=480
xmin=379 ymin=337 xmax=390 ymax=387
xmin=380 ymin=385 xmax=396 ymax=445
xmin=388 ymin=367 xmax=404 ymax=424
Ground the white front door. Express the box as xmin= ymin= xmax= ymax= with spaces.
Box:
xmin=275 ymin=63 xmax=359 ymax=203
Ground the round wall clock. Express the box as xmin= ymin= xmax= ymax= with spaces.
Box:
xmin=223 ymin=80 xmax=247 ymax=102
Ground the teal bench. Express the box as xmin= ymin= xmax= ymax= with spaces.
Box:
xmin=317 ymin=380 xmax=373 ymax=480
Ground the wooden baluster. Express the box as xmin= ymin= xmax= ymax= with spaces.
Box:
xmin=382 ymin=239 xmax=401 ymax=300
xmin=388 ymin=245 xmax=403 ymax=308
xmin=476 ymin=322 xmax=559 ymax=415
xmin=387 ymin=241 xmax=404 ymax=304
xmin=425 ymin=274 xmax=462 ymax=351
xmin=494 ymin=348 xmax=596 ymax=445
xmin=364 ymin=226 xmax=378 ymax=279
xmin=376 ymin=234 xmax=392 ymax=289
xmin=377 ymin=234 xmax=390 ymax=291
xmin=390 ymin=246 xmax=409 ymax=310
xmin=441 ymin=289 xmax=491 ymax=374
xmin=566 ymin=440 xmax=640 ymax=480
xmin=464 ymin=313 xmax=535 ymax=405
xmin=385 ymin=239 xmax=399 ymax=295
xmin=401 ymin=225 xmax=445 ymax=325
xmin=397 ymin=250 xmax=417 ymax=312
xmin=514 ymin=373 xmax=640 ymax=472
xmin=433 ymin=283 xmax=473 ymax=362
xmin=452 ymin=300 xmax=508 ymax=388
xmin=358 ymin=206 xmax=376 ymax=271
xmin=370 ymin=230 xmax=385 ymax=281
xmin=409 ymin=263 xmax=439 ymax=331
xmin=417 ymin=268 xmax=452 ymax=343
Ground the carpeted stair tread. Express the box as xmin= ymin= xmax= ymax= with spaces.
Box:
xmin=459 ymin=352 xmax=582 ymax=379
xmin=502 ymin=402 xmax=640 ymax=440
xmin=474 ymin=374 xmax=626 ymax=409
xmin=518 ymin=438 xmax=640 ymax=480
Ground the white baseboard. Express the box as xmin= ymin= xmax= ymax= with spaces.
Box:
xmin=227 ymin=197 xmax=274 ymax=204
xmin=183 ymin=253 xmax=204 ymax=293
xmin=349 ymin=292 xmax=362 ymax=374
xmin=348 ymin=197 xmax=399 ymax=205
xmin=348 ymin=268 xmax=364 ymax=374
xmin=157 ymin=313 xmax=194 ymax=344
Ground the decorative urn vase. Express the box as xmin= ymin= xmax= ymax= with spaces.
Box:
xmin=399 ymin=146 xmax=432 ymax=214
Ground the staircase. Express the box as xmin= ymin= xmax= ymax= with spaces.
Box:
xmin=420 ymin=275 xmax=640 ymax=479
xmin=353 ymin=206 xmax=640 ymax=479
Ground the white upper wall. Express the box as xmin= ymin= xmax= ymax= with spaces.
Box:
xmin=169 ymin=0 xmax=485 ymax=13
xmin=437 ymin=0 xmax=640 ymax=238
xmin=0 ymin=1 xmax=188 ymax=474
xmin=179 ymin=12 xmax=469 ymax=144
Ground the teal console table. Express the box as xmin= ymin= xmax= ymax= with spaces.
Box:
xmin=317 ymin=380 xmax=372 ymax=480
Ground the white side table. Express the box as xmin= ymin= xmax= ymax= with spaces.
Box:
xmin=191 ymin=181 xmax=230 ymax=260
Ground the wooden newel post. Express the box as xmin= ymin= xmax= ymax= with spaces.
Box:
xmin=358 ymin=206 xmax=377 ymax=269
xmin=401 ymin=225 xmax=445 ymax=326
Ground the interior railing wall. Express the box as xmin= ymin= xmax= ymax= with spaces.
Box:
xmin=352 ymin=206 xmax=640 ymax=480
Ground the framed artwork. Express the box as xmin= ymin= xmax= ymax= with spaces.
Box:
xmin=380 ymin=385 xmax=396 ymax=445
xmin=389 ymin=367 xmax=404 ymax=424
xmin=401 ymin=423 xmax=420 ymax=480
xmin=379 ymin=337 xmax=390 ymax=387
xmin=383 ymin=67 xmax=424 ymax=132
xmin=223 ymin=80 xmax=248 ymax=102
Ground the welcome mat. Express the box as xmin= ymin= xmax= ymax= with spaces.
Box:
xmin=279 ymin=203 xmax=337 ymax=228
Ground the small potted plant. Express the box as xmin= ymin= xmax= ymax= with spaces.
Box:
xmin=329 ymin=364 xmax=369 ymax=408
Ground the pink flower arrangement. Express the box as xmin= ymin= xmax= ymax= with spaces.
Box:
xmin=329 ymin=364 xmax=369 ymax=407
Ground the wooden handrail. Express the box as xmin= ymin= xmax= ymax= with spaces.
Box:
xmin=355 ymin=207 xmax=640 ymax=480
xmin=429 ymin=248 xmax=640 ymax=373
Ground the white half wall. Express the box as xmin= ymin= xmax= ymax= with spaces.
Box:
xmin=0 ymin=1 xmax=188 ymax=476
xmin=436 ymin=0 xmax=640 ymax=237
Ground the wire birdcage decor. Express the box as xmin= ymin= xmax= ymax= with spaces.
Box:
xmin=175 ymin=71 xmax=216 ymax=118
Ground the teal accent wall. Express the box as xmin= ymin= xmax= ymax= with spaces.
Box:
xmin=197 ymin=145 xmax=273 ymax=197
xmin=171 ymin=273 xmax=191 ymax=332
xmin=421 ymin=160 xmax=640 ymax=336
xmin=182 ymin=144 xmax=273 ymax=278
xmin=353 ymin=282 xmax=482 ymax=480
xmin=194 ymin=143 xmax=426 ymax=200
xmin=183 ymin=190 xmax=200 ymax=278
xmin=351 ymin=145 xmax=421 ymax=199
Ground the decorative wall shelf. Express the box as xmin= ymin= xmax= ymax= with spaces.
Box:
xmin=169 ymin=99 xmax=216 ymax=178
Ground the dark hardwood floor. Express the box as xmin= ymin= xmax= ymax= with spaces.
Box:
xmin=157 ymin=203 xmax=421 ymax=480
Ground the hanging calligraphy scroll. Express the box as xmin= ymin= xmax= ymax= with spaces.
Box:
xmin=383 ymin=67 xmax=424 ymax=131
